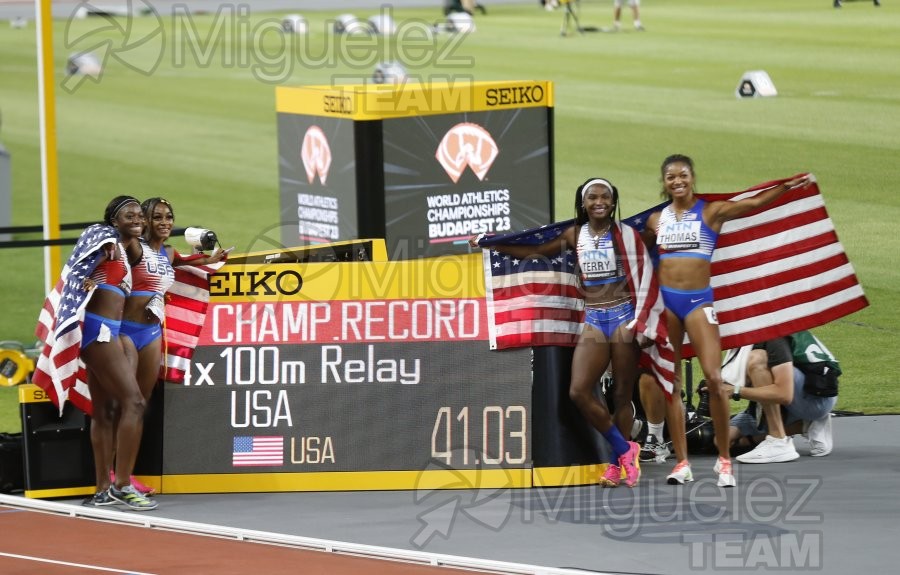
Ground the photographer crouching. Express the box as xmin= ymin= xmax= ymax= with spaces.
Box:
xmin=718 ymin=331 xmax=839 ymax=463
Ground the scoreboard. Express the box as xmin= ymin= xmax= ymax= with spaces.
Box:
xmin=161 ymin=252 xmax=534 ymax=492
xmin=276 ymin=80 xmax=554 ymax=259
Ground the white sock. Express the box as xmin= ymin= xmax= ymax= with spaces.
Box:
xmin=634 ymin=19 xmax=642 ymax=28
xmin=648 ymin=421 xmax=665 ymax=441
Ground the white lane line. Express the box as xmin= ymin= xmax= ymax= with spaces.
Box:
xmin=0 ymin=551 xmax=157 ymax=574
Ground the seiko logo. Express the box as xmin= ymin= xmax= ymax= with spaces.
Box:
xmin=209 ymin=270 xmax=303 ymax=297
xmin=435 ymin=123 xmax=498 ymax=184
xmin=300 ymin=126 xmax=332 ymax=185
xmin=322 ymin=95 xmax=352 ymax=114
xmin=485 ymin=85 xmax=545 ymax=107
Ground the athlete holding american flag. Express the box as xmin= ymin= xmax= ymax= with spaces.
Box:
xmin=100 ymin=197 xmax=228 ymax=498
xmin=472 ymin=177 xmax=672 ymax=488
xmin=34 ymin=196 xmax=157 ymax=510
xmin=135 ymin=197 xmax=228 ymax=388
xmin=135 ymin=198 xmax=229 ymax=388
xmin=641 ymin=154 xmax=812 ymax=488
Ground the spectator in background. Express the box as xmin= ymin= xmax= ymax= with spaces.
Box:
xmin=613 ymin=0 xmax=643 ymax=31
xmin=723 ymin=332 xmax=838 ymax=462
xmin=834 ymin=1 xmax=881 ymax=8
xmin=446 ymin=0 xmax=486 ymax=15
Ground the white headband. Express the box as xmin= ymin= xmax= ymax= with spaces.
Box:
xmin=580 ymin=178 xmax=614 ymax=199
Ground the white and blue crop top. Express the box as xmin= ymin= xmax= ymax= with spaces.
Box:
xmin=576 ymin=224 xmax=624 ymax=286
xmin=656 ymin=200 xmax=718 ymax=261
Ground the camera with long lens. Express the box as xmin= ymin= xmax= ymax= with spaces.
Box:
xmin=686 ymin=415 xmax=717 ymax=455
xmin=696 ymin=379 xmax=711 ymax=418
xmin=685 ymin=379 xmax=717 ymax=454
xmin=184 ymin=227 xmax=218 ymax=252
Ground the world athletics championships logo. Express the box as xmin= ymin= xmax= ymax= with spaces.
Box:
xmin=301 ymin=126 xmax=332 ymax=185
xmin=435 ymin=123 xmax=499 ymax=184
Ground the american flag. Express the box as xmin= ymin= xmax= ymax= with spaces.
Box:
xmin=481 ymin=175 xmax=867 ymax=396
xmin=480 ymin=220 xmax=676 ymax=394
xmin=480 ymin=221 xmax=582 ymax=349
xmin=629 ymin=174 xmax=868 ymax=356
xmin=162 ymin=254 xmax=225 ymax=384
xmin=232 ymin=436 xmax=284 ymax=467
xmin=33 ymin=224 xmax=120 ymax=414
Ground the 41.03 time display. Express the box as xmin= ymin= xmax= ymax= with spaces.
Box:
xmin=431 ymin=405 xmax=527 ymax=466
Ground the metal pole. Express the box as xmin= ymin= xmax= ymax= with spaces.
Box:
xmin=36 ymin=0 xmax=62 ymax=291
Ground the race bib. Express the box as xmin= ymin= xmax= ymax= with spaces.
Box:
xmin=657 ymin=220 xmax=701 ymax=250
xmin=580 ymin=247 xmax=616 ymax=280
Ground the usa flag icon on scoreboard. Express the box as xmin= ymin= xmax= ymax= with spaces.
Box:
xmin=232 ymin=436 xmax=284 ymax=467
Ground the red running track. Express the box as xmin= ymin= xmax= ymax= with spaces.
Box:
xmin=0 ymin=503 xmax=495 ymax=575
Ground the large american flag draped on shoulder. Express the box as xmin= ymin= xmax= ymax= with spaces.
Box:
xmin=480 ymin=221 xmax=582 ymax=348
xmin=619 ymin=174 xmax=867 ymax=355
xmin=33 ymin=239 xmax=223 ymax=413
xmin=33 ymin=224 xmax=120 ymax=415
xmin=161 ymin=254 xmax=225 ymax=383
xmin=480 ymin=220 xmax=677 ymax=395
xmin=480 ymin=175 xmax=867 ymax=395
xmin=706 ymin=175 xmax=867 ymax=350
xmin=161 ymin=253 xmax=225 ymax=384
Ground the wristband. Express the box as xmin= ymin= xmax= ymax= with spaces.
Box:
xmin=473 ymin=232 xmax=487 ymax=247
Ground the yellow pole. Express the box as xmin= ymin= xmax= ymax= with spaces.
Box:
xmin=36 ymin=0 xmax=62 ymax=290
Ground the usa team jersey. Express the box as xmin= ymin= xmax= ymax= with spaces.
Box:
xmin=656 ymin=200 xmax=718 ymax=261
xmin=89 ymin=244 xmax=132 ymax=294
xmin=577 ymin=224 xmax=624 ymax=286
xmin=131 ymin=241 xmax=175 ymax=296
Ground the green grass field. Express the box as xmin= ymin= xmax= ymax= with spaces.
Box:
xmin=1 ymin=0 xmax=898 ymax=431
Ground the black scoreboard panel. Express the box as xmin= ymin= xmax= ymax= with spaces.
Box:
xmin=161 ymin=255 xmax=533 ymax=490
xmin=163 ymin=342 xmax=531 ymax=474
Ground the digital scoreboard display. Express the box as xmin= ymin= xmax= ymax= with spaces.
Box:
xmin=276 ymin=81 xmax=554 ymax=259
xmin=161 ymin=255 xmax=533 ymax=491
xmin=277 ymin=114 xmax=359 ymax=244
xmin=382 ymin=107 xmax=552 ymax=258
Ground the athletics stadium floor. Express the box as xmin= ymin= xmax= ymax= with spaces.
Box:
xmin=2 ymin=415 xmax=895 ymax=575
xmin=1 ymin=0 xmax=896 ymax=572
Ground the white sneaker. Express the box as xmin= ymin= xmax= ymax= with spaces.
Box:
xmin=666 ymin=461 xmax=693 ymax=485
xmin=714 ymin=457 xmax=737 ymax=488
xmin=640 ymin=434 xmax=672 ymax=463
xmin=807 ymin=414 xmax=833 ymax=456
xmin=736 ymin=435 xmax=800 ymax=464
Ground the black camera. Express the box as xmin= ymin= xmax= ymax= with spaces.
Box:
xmin=685 ymin=380 xmax=717 ymax=454
xmin=686 ymin=415 xmax=717 ymax=455
xmin=696 ymin=380 xmax=711 ymax=418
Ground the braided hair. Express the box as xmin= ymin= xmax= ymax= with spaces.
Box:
xmin=574 ymin=177 xmax=620 ymax=225
xmin=103 ymin=195 xmax=141 ymax=226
